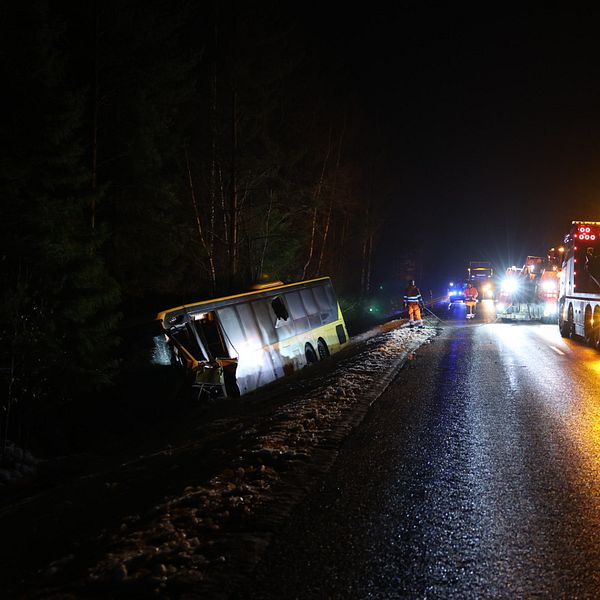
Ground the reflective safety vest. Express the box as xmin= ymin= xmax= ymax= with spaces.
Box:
xmin=404 ymin=285 xmax=422 ymax=303
xmin=465 ymin=286 xmax=478 ymax=301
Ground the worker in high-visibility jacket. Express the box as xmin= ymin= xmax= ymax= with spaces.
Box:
xmin=464 ymin=282 xmax=478 ymax=319
xmin=403 ymin=279 xmax=424 ymax=327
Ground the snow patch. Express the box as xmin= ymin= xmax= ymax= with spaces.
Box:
xmin=38 ymin=320 xmax=437 ymax=596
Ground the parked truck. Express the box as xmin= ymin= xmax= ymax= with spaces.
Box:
xmin=467 ymin=261 xmax=495 ymax=299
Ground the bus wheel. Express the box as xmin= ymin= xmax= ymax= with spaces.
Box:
xmin=317 ymin=338 xmax=330 ymax=360
xmin=305 ymin=343 xmax=318 ymax=365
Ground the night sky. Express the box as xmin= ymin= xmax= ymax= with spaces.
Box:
xmin=305 ymin=4 xmax=600 ymax=290
xmin=5 ymin=4 xmax=600 ymax=307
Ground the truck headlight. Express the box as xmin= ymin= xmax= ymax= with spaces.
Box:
xmin=501 ymin=278 xmax=518 ymax=293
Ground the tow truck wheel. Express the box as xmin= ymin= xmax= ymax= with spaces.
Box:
xmin=567 ymin=305 xmax=576 ymax=339
xmin=559 ymin=301 xmax=569 ymax=337
xmin=594 ymin=308 xmax=600 ymax=350
xmin=584 ymin=306 xmax=594 ymax=346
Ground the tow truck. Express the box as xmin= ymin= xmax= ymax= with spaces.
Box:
xmin=558 ymin=220 xmax=600 ymax=346
xmin=496 ymin=255 xmax=560 ymax=323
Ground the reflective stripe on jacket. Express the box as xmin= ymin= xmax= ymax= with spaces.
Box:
xmin=404 ymin=285 xmax=422 ymax=303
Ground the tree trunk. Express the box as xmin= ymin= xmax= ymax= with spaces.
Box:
xmin=90 ymin=8 xmax=100 ymax=230
xmin=365 ymin=232 xmax=373 ymax=294
xmin=302 ymin=207 xmax=318 ymax=280
xmin=258 ymin=190 xmax=273 ymax=280
xmin=210 ymin=28 xmax=219 ymax=283
xmin=186 ymin=149 xmax=216 ymax=291
xmin=302 ymin=128 xmax=333 ymax=279
xmin=316 ymin=122 xmax=346 ymax=275
xmin=228 ymin=91 xmax=239 ymax=282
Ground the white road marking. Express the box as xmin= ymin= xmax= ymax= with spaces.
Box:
xmin=549 ymin=345 xmax=565 ymax=356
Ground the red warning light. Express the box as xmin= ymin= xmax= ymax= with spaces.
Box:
xmin=592 ymin=235 xmax=597 ymax=241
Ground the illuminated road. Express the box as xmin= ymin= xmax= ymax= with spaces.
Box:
xmin=239 ymin=304 xmax=600 ymax=598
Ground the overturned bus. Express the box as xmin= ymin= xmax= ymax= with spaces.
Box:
xmin=151 ymin=277 xmax=349 ymax=399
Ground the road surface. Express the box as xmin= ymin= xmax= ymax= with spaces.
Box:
xmin=239 ymin=300 xmax=600 ymax=598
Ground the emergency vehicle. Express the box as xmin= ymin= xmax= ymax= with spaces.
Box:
xmin=496 ymin=256 xmax=560 ymax=322
xmin=447 ymin=281 xmax=465 ymax=303
xmin=558 ymin=221 xmax=600 ymax=347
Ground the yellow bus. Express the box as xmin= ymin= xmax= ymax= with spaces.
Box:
xmin=154 ymin=277 xmax=349 ymax=398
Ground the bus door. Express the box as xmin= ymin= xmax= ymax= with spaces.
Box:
xmin=169 ymin=311 xmax=239 ymax=397
xmin=190 ymin=311 xmax=240 ymax=397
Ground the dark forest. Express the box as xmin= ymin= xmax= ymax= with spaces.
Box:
xmin=1 ymin=2 xmax=396 ymax=454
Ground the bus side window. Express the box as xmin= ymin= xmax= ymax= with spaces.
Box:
xmin=271 ymin=296 xmax=289 ymax=325
xmin=300 ymin=289 xmax=321 ymax=329
xmin=324 ymin=282 xmax=337 ymax=308
xmin=235 ymin=303 xmax=263 ymax=349
xmin=313 ymin=284 xmax=335 ymax=324
xmin=251 ymin=300 xmax=277 ymax=345
xmin=217 ymin=306 xmax=245 ymax=356
xmin=285 ymin=291 xmax=309 ymax=334
xmin=300 ymin=289 xmax=318 ymax=315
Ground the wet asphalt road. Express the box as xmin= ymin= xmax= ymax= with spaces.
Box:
xmin=237 ymin=301 xmax=600 ymax=598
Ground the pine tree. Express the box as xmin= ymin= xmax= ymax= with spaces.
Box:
xmin=87 ymin=0 xmax=199 ymax=313
xmin=0 ymin=3 xmax=121 ymax=452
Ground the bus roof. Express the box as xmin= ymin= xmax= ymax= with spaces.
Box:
xmin=156 ymin=277 xmax=332 ymax=322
